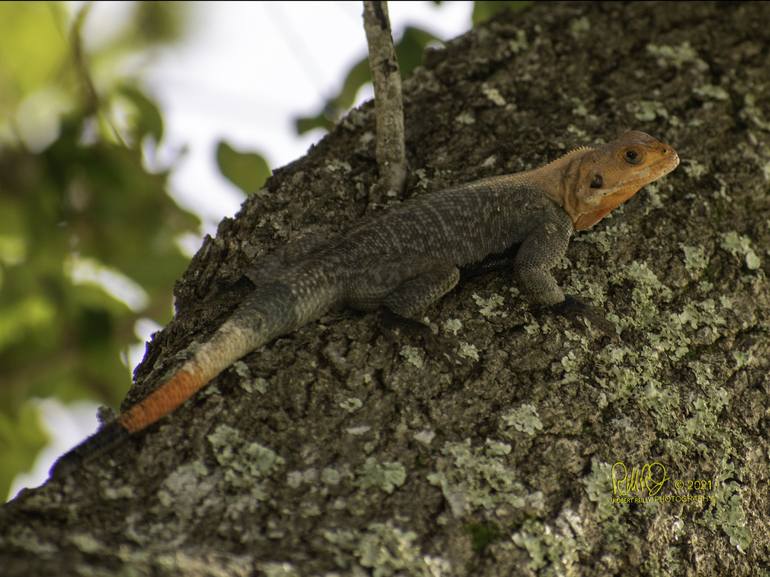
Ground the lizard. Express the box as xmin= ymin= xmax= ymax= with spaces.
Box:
xmin=50 ymin=130 xmax=679 ymax=476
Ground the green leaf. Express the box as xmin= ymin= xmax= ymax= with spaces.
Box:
xmin=0 ymin=402 xmax=47 ymax=501
xmin=215 ymin=140 xmax=271 ymax=195
xmin=472 ymin=1 xmax=531 ymax=26
xmin=295 ymin=114 xmax=334 ymax=135
xmin=116 ymin=84 xmax=164 ymax=143
xmin=395 ymin=26 xmax=439 ymax=77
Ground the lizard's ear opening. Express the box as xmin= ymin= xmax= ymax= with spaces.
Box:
xmin=590 ymin=174 xmax=603 ymax=188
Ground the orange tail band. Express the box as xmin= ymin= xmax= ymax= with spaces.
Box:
xmin=118 ymin=368 xmax=205 ymax=433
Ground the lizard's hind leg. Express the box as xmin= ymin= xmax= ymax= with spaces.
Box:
xmin=383 ymin=262 xmax=462 ymax=361
xmin=347 ymin=260 xmax=461 ymax=360
xmin=346 ymin=259 xmax=459 ymax=319
xmin=381 ymin=263 xmax=460 ymax=319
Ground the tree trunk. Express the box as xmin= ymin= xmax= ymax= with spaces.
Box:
xmin=2 ymin=2 xmax=769 ymax=576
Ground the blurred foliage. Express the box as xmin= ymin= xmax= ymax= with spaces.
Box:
xmin=0 ymin=1 xmax=202 ymax=499
xmin=0 ymin=403 xmax=48 ymax=501
xmin=295 ymin=1 xmax=530 ymax=135
xmin=216 ymin=140 xmax=271 ymax=195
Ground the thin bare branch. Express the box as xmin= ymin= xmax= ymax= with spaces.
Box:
xmin=363 ymin=0 xmax=406 ymax=199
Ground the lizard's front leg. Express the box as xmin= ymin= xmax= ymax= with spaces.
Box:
xmin=514 ymin=214 xmax=573 ymax=306
xmin=515 ymin=213 xmax=616 ymax=337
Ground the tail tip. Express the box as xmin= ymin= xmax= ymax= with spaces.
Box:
xmin=49 ymin=420 xmax=131 ymax=479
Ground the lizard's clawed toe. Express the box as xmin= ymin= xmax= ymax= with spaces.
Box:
xmin=553 ymin=295 xmax=619 ymax=340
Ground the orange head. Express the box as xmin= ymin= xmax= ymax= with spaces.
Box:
xmin=536 ymin=131 xmax=680 ymax=230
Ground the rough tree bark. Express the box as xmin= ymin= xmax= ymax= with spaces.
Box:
xmin=2 ymin=3 xmax=769 ymax=576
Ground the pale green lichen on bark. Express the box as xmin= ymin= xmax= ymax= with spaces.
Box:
xmin=207 ymin=424 xmax=284 ymax=493
xmin=339 ymin=396 xmax=363 ymax=412
xmin=628 ymin=100 xmax=669 ymax=123
xmin=510 ymin=515 xmax=584 ymax=575
xmin=457 ymin=341 xmax=479 ymax=360
xmin=700 ymin=460 xmax=752 ymax=553
xmin=320 ymin=467 xmax=342 ymax=486
xmin=575 ymin=222 xmax=631 ymax=254
xmin=471 ymin=291 xmax=506 ymax=318
xmin=500 ymin=404 xmax=543 ymax=437
xmin=258 ymin=561 xmax=300 ymax=577
xmin=720 ymin=231 xmax=762 ymax=270
xmin=355 ymin=458 xmax=406 ymax=494
xmin=694 ymin=83 xmax=730 ymax=101
xmin=232 ymin=359 xmax=269 ymax=394
xmin=481 ymin=83 xmax=507 ymax=107
xmin=427 ymin=438 xmax=538 ymax=518
xmin=69 ymin=533 xmax=101 ymax=554
xmin=569 ymin=16 xmax=590 ymax=39
xmin=398 ymin=345 xmax=424 ymax=368
xmin=442 ymin=318 xmax=462 ymax=336
xmin=580 ymin=459 xmax=619 ymax=522
xmin=645 ymin=41 xmax=708 ymax=71
xmin=157 ymin=459 xmax=212 ymax=511
xmin=741 ymin=94 xmax=770 ymax=131
xmin=323 ymin=522 xmax=451 ymax=577
xmin=681 ymin=158 xmax=708 ymax=180
xmin=680 ymin=243 xmax=710 ymax=277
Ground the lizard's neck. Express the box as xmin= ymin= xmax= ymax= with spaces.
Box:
xmin=523 ymin=147 xmax=588 ymax=225
xmin=570 ymin=188 xmax=638 ymax=230
xmin=523 ymin=146 xmax=636 ymax=231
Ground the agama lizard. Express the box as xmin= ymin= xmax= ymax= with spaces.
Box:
xmin=51 ymin=130 xmax=679 ymax=475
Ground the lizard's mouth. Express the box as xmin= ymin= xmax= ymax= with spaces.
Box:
xmin=610 ymin=149 xmax=680 ymax=194
xmin=657 ymin=149 xmax=680 ymax=174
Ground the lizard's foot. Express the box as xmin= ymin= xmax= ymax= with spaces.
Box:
xmin=380 ymin=308 xmax=431 ymax=335
xmin=379 ymin=310 xmax=461 ymax=363
xmin=552 ymin=295 xmax=619 ymax=339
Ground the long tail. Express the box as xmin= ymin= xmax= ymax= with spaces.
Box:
xmin=50 ymin=277 xmax=338 ymax=476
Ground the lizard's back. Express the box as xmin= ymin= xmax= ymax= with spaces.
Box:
xmin=330 ymin=176 xmax=568 ymax=270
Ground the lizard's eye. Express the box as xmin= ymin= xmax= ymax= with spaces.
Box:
xmin=590 ymin=174 xmax=603 ymax=188
xmin=624 ymin=149 xmax=642 ymax=164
